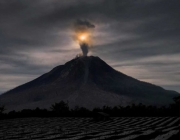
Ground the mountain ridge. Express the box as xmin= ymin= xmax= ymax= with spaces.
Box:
xmin=0 ymin=56 xmax=179 ymax=111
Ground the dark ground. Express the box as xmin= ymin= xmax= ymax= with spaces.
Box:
xmin=0 ymin=117 xmax=180 ymax=140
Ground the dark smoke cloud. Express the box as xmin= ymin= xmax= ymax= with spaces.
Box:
xmin=80 ymin=43 xmax=89 ymax=56
xmin=75 ymin=19 xmax=95 ymax=29
xmin=74 ymin=19 xmax=95 ymax=56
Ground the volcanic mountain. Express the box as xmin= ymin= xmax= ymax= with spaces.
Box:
xmin=0 ymin=56 xmax=179 ymax=111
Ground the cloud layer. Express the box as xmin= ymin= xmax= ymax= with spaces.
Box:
xmin=0 ymin=0 xmax=180 ymax=94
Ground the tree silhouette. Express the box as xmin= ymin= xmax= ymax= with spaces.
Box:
xmin=0 ymin=105 xmax=5 ymax=114
xmin=173 ymin=96 xmax=180 ymax=106
xmin=167 ymin=96 xmax=180 ymax=116
xmin=51 ymin=101 xmax=69 ymax=116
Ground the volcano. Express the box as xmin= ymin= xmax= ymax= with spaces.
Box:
xmin=0 ymin=56 xmax=179 ymax=111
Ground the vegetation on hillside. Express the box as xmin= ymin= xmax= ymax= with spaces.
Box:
xmin=0 ymin=95 xmax=180 ymax=119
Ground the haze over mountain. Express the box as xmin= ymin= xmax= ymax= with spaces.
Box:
xmin=0 ymin=56 xmax=179 ymax=111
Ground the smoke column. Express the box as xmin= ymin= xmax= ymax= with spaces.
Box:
xmin=80 ymin=43 xmax=89 ymax=56
xmin=74 ymin=19 xmax=95 ymax=56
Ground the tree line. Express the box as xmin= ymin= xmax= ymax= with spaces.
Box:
xmin=0 ymin=96 xmax=180 ymax=119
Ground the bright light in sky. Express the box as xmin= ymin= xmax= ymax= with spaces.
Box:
xmin=76 ymin=32 xmax=91 ymax=45
xmin=79 ymin=35 xmax=86 ymax=41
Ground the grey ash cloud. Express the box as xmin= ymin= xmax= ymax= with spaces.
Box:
xmin=0 ymin=0 xmax=180 ymax=94
xmin=75 ymin=19 xmax=95 ymax=29
xmin=74 ymin=19 xmax=95 ymax=56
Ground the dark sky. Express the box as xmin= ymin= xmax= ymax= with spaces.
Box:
xmin=0 ymin=0 xmax=180 ymax=94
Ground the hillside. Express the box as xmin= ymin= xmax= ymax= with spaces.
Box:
xmin=0 ymin=56 xmax=179 ymax=111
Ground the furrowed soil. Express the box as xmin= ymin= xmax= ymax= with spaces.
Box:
xmin=0 ymin=117 xmax=180 ymax=140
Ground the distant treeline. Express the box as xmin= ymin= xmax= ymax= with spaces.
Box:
xmin=0 ymin=96 xmax=180 ymax=119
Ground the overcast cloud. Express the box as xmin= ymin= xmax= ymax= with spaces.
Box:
xmin=0 ymin=0 xmax=180 ymax=94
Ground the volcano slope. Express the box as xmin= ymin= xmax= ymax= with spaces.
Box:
xmin=0 ymin=56 xmax=179 ymax=111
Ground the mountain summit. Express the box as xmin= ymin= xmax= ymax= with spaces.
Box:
xmin=0 ymin=56 xmax=179 ymax=111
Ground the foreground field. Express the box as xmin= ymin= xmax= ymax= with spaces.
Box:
xmin=0 ymin=117 xmax=180 ymax=140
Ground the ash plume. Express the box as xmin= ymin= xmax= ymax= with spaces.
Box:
xmin=74 ymin=19 xmax=95 ymax=56
xmin=75 ymin=19 xmax=95 ymax=29
xmin=80 ymin=43 xmax=89 ymax=56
